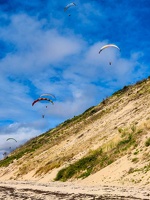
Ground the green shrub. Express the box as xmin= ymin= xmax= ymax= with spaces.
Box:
xmin=132 ymin=157 xmax=139 ymax=163
xmin=54 ymin=148 xmax=114 ymax=181
xmin=145 ymin=138 xmax=150 ymax=147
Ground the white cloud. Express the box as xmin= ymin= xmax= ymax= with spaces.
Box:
xmin=0 ymin=121 xmax=45 ymax=159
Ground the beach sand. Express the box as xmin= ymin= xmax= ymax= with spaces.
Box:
xmin=0 ymin=181 xmax=150 ymax=200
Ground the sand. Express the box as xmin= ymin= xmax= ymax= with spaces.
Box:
xmin=0 ymin=181 xmax=150 ymax=200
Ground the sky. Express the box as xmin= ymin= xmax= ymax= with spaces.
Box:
xmin=0 ymin=0 xmax=150 ymax=159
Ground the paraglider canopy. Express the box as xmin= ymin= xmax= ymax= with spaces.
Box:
xmin=40 ymin=93 xmax=56 ymax=99
xmin=32 ymin=98 xmax=54 ymax=106
xmin=6 ymin=138 xmax=17 ymax=142
xmin=99 ymin=44 xmax=120 ymax=54
xmin=64 ymin=2 xmax=76 ymax=11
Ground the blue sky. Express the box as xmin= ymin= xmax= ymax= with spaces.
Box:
xmin=0 ymin=0 xmax=150 ymax=158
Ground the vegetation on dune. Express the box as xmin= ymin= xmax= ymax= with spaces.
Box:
xmin=55 ymin=125 xmax=147 ymax=181
xmin=55 ymin=148 xmax=113 ymax=181
xmin=112 ymin=85 xmax=130 ymax=97
xmin=128 ymin=163 xmax=150 ymax=175
xmin=145 ymin=138 xmax=150 ymax=147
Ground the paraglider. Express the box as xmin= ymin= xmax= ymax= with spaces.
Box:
xmin=3 ymin=152 xmax=8 ymax=159
xmin=32 ymin=97 xmax=54 ymax=119
xmin=99 ymin=44 xmax=120 ymax=65
xmin=64 ymin=2 xmax=76 ymax=16
xmin=32 ymin=98 xmax=54 ymax=106
xmin=6 ymin=138 xmax=17 ymax=142
xmin=6 ymin=138 xmax=17 ymax=151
